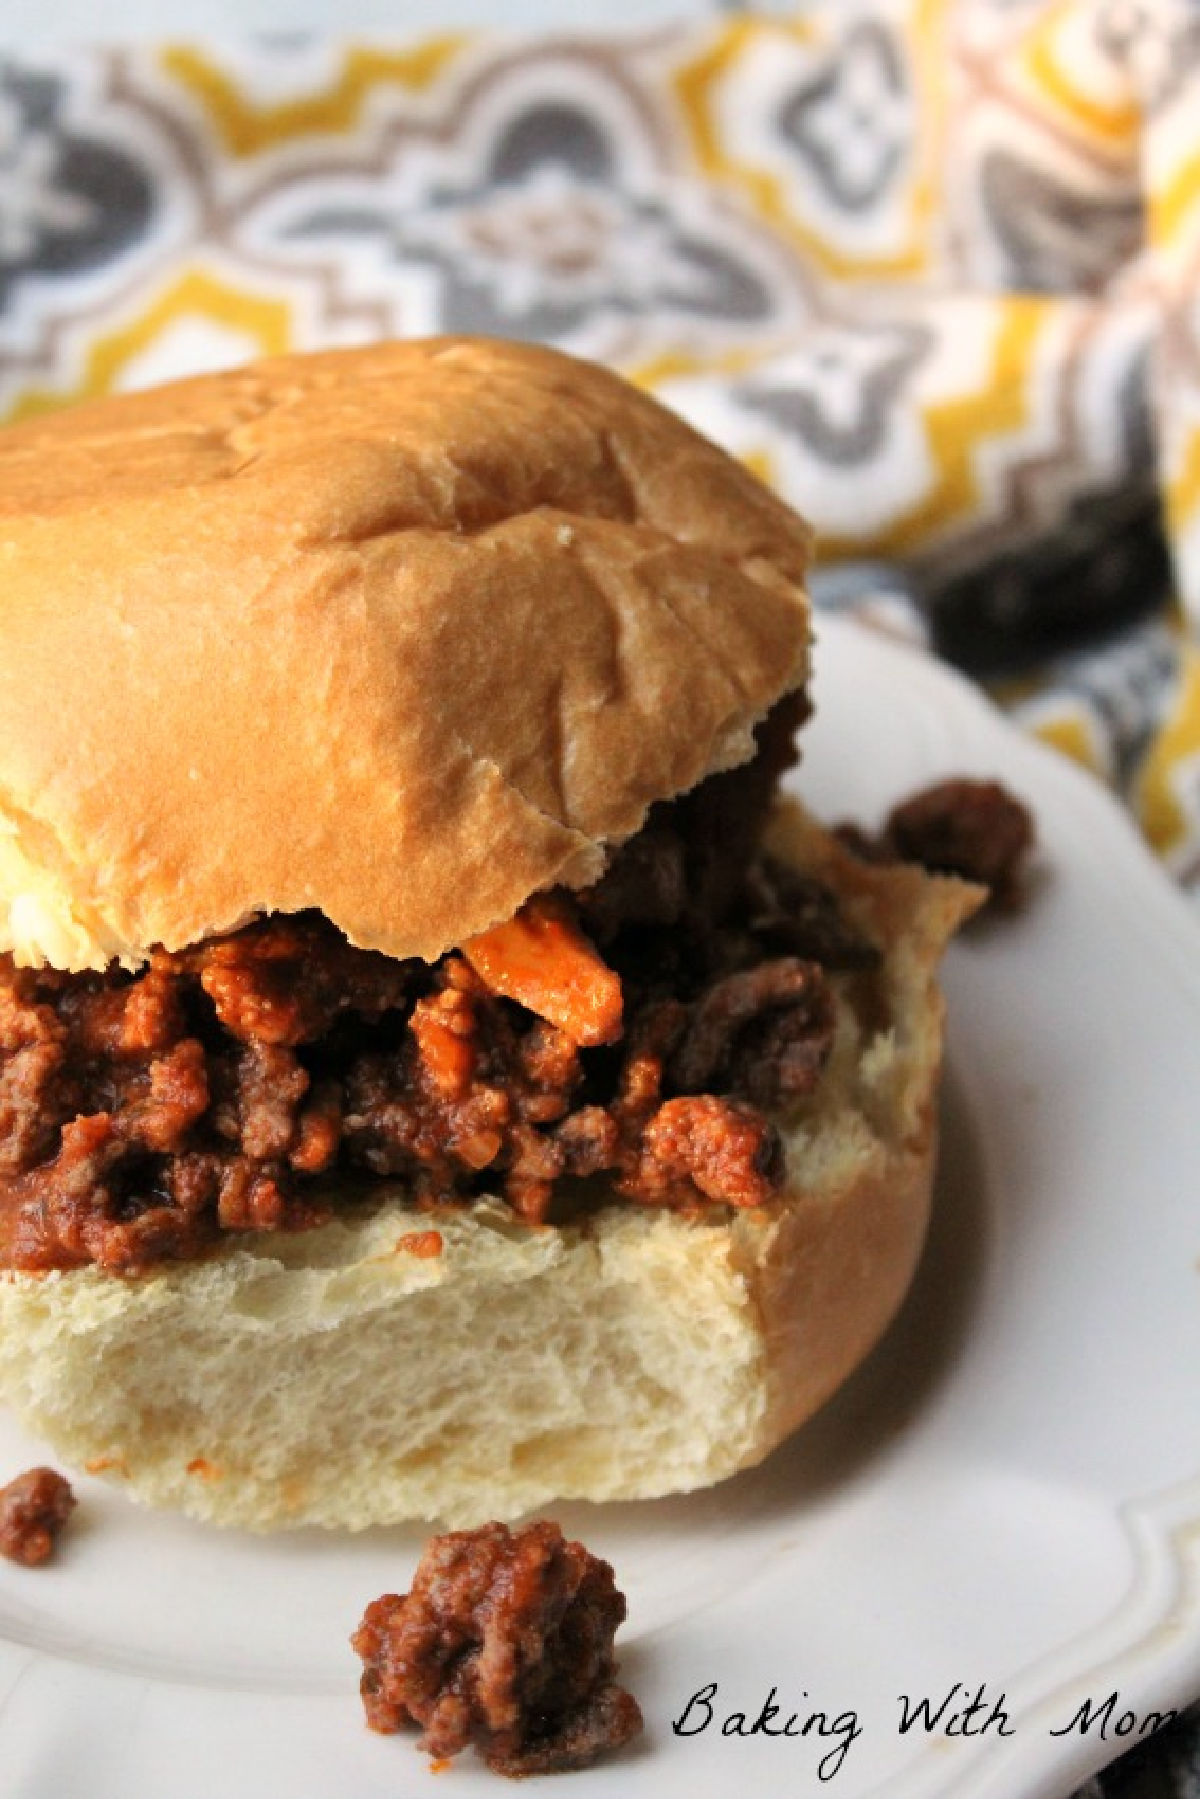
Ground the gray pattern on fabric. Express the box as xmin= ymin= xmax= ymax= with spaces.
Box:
xmin=775 ymin=20 xmax=913 ymax=213
xmin=734 ymin=320 xmax=933 ymax=465
xmin=281 ymin=100 xmax=777 ymax=344
xmin=978 ymin=151 xmax=1144 ymax=295
xmin=1096 ymin=0 xmax=1200 ymax=109
xmin=0 ymin=61 xmax=156 ymax=310
xmin=224 ymin=38 xmax=814 ymax=364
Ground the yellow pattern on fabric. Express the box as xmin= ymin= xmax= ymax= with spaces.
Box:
xmin=4 ymin=271 xmax=293 ymax=422
xmin=1032 ymin=712 xmax=1107 ymax=776
xmin=1136 ymin=645 xmax=1200 ymax=854
xmin=1021 ymin=0 xmax=1139 ymax=144
xmin=673 ymin=5 xmax=944 ymax=281
xmin=633 ymin=346 xmax=765 ymax=386
xmin=817 ymin=299 xmax=1044 ymax=561
xmin=159 ymin=39 xmax=466 ymax=156
xmin=739 ymin=448 xmax=777 ymax=489
xmin=1167 ymin=424 xmax=1200 ymax=536
xmin=1148 ymin=151 xmax=1200 ymax=246
xmin=673 ymin=19 xmax=815 ymax=211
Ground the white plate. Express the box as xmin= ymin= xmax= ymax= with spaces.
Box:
xmin=1 ymin=614 xmax=1198 ymax=1799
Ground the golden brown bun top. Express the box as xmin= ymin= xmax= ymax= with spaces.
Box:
xmin=0 ymin=337 xmax=811 ymax=970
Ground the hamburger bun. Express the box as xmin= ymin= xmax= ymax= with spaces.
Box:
xmin=0 ymin=803 xmax=976 ymax=1529
xmin=0 ymin=337 xmax=809 ymax=973
xmin=0 ymin=338 xmax=977 ymax=1529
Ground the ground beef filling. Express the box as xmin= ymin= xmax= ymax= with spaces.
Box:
xmin=352 ymin=1520 xmax=643 ymax=1777
xmin=0 ymin=699 xmax=879 ymax=1274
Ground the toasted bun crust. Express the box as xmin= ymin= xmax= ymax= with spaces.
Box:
xmin=0 ymin=338 xmax=810 ymax=972
xmin=0 ymin=806 xmax=979 ymax=1530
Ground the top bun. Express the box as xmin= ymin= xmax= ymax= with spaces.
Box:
xmin=0 ymin=338 xmax=810 ymax=972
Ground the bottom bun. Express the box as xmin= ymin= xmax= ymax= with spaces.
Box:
xmin=0 ymin=804 xmax=979 ymax=1531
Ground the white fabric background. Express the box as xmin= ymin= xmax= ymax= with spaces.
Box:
xmin=0 ymin=0 xmax=720 ymax=46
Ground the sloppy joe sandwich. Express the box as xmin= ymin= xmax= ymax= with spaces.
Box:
xmin=0 ymin=338 xmax=978 ymax=1529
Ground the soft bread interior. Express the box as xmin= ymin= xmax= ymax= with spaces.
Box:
xmin=0 ymin=803 xmax=979 ymax=1530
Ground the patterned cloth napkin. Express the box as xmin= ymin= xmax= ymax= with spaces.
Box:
xmin=0 ymin=2 xmax=1197 ymax=1791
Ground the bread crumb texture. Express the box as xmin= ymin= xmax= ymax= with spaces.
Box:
xmin=0 ymin=1201 xmax=766 ymax=1530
